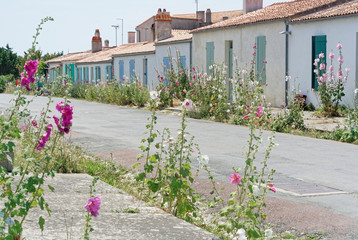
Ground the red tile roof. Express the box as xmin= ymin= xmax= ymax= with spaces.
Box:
xmin=293 ymin=0 xmax=358 ymax=21
xmin=46 ymin=50 xmax=92 ymax=63
xmin=192 ymin=0 xmax=352 ymax=33
xmin=156 ymin=30 xmax=192 ymax=44
xmin=173 ymin=10 xmax=243 ymax=23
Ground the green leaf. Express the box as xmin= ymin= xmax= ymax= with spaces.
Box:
xmin=48 ymin=185 xmax=55 ymax=192
xmin=38 ymin=216 xmax=45 ymax=231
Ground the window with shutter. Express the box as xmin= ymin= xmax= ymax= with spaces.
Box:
xmin=119 ymin=60 xmax=124 ymax=81
xmin=312 ymin=35 xmax=327 ymax=90
xmin=256 ymin=36 xmax=266 ymax=84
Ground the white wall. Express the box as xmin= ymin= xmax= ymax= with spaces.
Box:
xmin=113 ymin=54 xmax=156 ymax=90
xmin=76 ymin=62 xmax=111 ymax=84
xmin=155 ymin=41 xmax=191 ymax=73
xmin=192 ymin=21 xmax=287 ymax=107
xmin=290 ymin=16 xmax=358 ymax=108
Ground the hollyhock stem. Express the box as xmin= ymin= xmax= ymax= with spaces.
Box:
xmin=19 ymin=131 xmax=60 ymax=226
xmin=4 ymin=96 xmax=53 ymax=221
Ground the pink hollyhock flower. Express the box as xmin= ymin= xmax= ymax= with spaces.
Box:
xmin=329 ymin=65 xmax=334 ymax=73
xmin=36 ymin=124 xmax=53 ymax=151
xmin=53 ymin=102 xmax=73 ymax=134
xmin=345 ymin=68 xmax=350 ymax=72
xmin=32 ymin=120 xmax=38 ymax=128
xmin=24 ymin=59 xmax=39 ymax=79
xmin=192 ymin=67 xmax=196 ymax=72
xmin=337 ymin=43 xmax=342 ymax=49
xmin=318 ymin=53 xmax=324 ymax=59
xmin=256 ymin=104 xmax=263 ymax=117
xmin=313 ymin=58 xmax=319 ymax=66
xmin=242 ymin=115 xmax=249 ymax=120
xmin=338 ymin=56 xmax=344 ymax=64
xmin=319 ymin=63 xmax=325 ymax=70
xmin=253 ymin=45 xmax=257 ymax=49
xmin=21 ymin=77 xmax=31 ymax=91
xmin=269 ymin=183 xmax=276 ymax=193
xmin=329 ymin=52 xmax=335 ymax=59
xmin=182 ymin=99 xmax=193 ymax=109
xmin=280 ymin=103 xmax=285 ymax=108
xmin=189 ymin=82 xmax=192 ymax=86
xmin=263 ymin=60 xmax=267 ymax=64
xmin=85 ymin=195 xmax=101 ymax=217
xmin=313 ymin=69 xmax=319 ymax=75
xmin=193 ymin=75 xmax=196 ymax=79
xmin=230 ymin=173 xmax=241 ymax=185
xmin=175 ymin=82 xmax=179 ymax=86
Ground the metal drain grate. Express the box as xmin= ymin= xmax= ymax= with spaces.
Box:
xmin=274 ymin=174 xmax=347 ymax=197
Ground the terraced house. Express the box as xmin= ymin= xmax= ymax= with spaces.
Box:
xmin=47 ymin=8 xmax=242 ymax=90
xmin=47 ymin=0 xmax=358 ymax=107
xmin=191 ymin=0 xmax=358 ymax=107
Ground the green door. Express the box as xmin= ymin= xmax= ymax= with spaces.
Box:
xmin=228 ymin=48 xmax=233 ymax=100
xmin=256 ymin=36 xmax=266 ymax=84
xmin=312 ymin=35 xmax=327 ymax=90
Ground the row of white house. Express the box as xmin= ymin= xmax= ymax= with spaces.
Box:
xmin=47 ymin=0 xmax=358 ymax=108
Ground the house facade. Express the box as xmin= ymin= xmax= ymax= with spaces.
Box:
xmin=191 ymin=0 xmax=355 ymax=107
xmin=289 ymin=0 xmax=358 ymax=108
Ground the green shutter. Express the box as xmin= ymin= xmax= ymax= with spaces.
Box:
xmin=256 ymin=36 xmax=266 ymax=84
xmin=312 ymin=35 xmax=327 ymax=90
xmin=206 ymin=42 xmax=215 ymax=74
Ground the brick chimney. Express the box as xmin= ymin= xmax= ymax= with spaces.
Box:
xmin=104 ymin=40 xmax=109 ymax=47
xmin=128 ymin=32 xmax=135 ymax=43
xmin=196 ymin=11 xmax=205 ymax=23
xmin=155 ymin=8 xmax=172 ymax=41
xmin=206 ymin=9 xmax=212 ymax=25
xmin=92 ymin=29 xmax=102 ymax=53
xmin=243 ymin=0 xmax=263 ymax=14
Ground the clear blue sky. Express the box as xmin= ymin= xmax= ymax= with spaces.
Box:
xmin=1 ymin=0 xmax=289 ymax=55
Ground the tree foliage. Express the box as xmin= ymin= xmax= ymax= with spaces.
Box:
xmin=0 ymin=44 xmax=20 ymax=78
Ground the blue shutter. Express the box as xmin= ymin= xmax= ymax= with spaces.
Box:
xmin=95 ymin=67 xmax=97 ymax=84
xmin=110 ymin=66 xmax=113 ymax=80
xmin=256 ymin=36 xmax=266 ymax=84
xmin=180 ymin=56 xmax=186 ymax=69
xmin=129 ymin=59 xmax=135 ymax=82
xmin=163 ymin=57 xmax=170 ymax=85
xmin=312 ymin=35 xmax=327 ymax=90
xmin=119 ymin=60 xmax=124 ymax=81
xmin=105 ymin=66 xmax=108 ymax=81
xmin=206 ymin=42 xmax=215 ymax=74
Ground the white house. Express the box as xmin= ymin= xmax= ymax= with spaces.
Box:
xmin=191 ymin=0 xmax=353 ymax=107
xmin=289 ymin=0 xmax=358 ymax=108
xmin=112 ymin=42 xmax=156 ymax=88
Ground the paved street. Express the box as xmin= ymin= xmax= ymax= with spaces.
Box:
xmin=1 ymin=94 xmax=358 ymax=238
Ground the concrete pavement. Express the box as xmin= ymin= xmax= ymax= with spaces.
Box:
xmin=1 ymin=94 xmax=358 ymax=239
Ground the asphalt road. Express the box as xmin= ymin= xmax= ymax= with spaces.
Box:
xmin=1 ymin=94 xmax=357 ymax=222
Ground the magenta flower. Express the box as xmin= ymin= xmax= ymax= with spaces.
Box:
xmin=256 ymin=104 xmax=263 ymax=117
xmin=24 ymin=60 xmax=39 ymax=81
xmin=32 ymin=120 xmax=38 ymax=128
xmin=230 ymin=173 xmax=241 ymax=185
xmin=53 ymin=102 xmax=73 ymax=134
xmin=175 ymin=82 xmax=179 ymax=85
xmin=269 ymin=183 xmax=276 ymax=193
xmin=242 ymin=115 xmax=249 ymax=120
xmin=85 ymin=195 xmax=101 ymax=217
xmin=36 ymin=124 xmax=53 ymax=151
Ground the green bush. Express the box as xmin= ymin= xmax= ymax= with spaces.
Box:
xmin=0 ymin=74 xmax=14 ymax=93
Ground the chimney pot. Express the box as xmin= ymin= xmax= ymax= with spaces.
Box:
xmin=92 ymin=29 xmax=102 ymax=53
xmin=243 ymin=0 xmax=263 ymax=14
xmin=128 ymin=31 xmax=136 ymax=43
xmin=206 ymin=9 xmax=212 ymax=25
xmin=104 ymin=40 xmax=109 ymax=47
